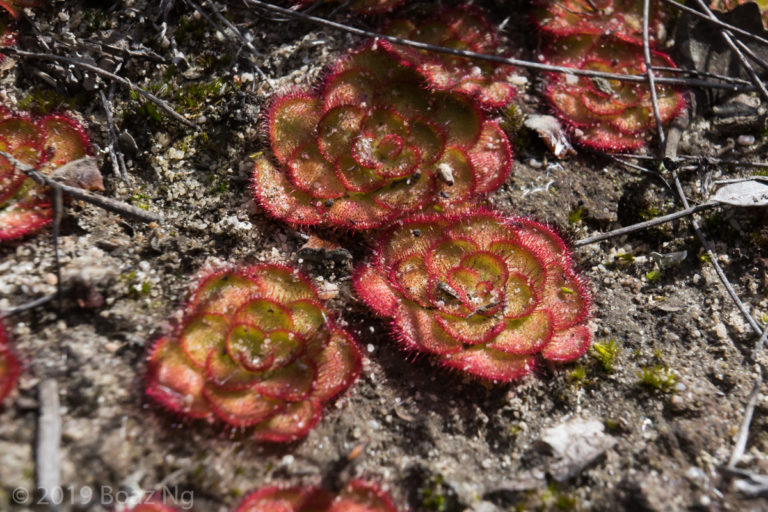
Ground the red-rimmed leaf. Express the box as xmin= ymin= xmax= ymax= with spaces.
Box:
xmin=326 ymin=195 xmax=393 ymax=229
xmin=268 ymin=94 xmax=321 ymax=165
xmin=424 ymin=237 xmax=478 ymax=279
xmin=335 ymin=154 xmax=389 ymax=193
xmin=467 ymin=122 xmax=512 ymax=194
xmin=433 ymin=146 xmax=476 ymax=204
xmin=204 ymin=347 xmax=262 ymax=391
xmin=233 ymin=298 xmax=294 ymax=332
xmin=434 ymin=94 xmax=482 ymax=148
xmin=38 ymin=115 xmax=89 ymax=168
xmin=189 ymin=272 xmax=260 ymax=316
xmin=323 ymin=69 xmax=377 ymax=112
xmin=353 ymin=265 xmax=400 ymax=318
xmin=435 ymin=312 xmax=506 ymax=345
xmin=251 ymin=399 xmax=323 ymax=443
xmin=390 ymin=253 xmax=431 ymax=306
xmin=500 ymin=272 xmax=537 ymax=319
xmin=255 ymin=358 xmax=315 ymax=401
xmin=146 ymin=338 xmax=211 ymax=418
xmin=248 ymin=264 xmax=318 ymax=304
xmin=225 ymin=324 xmax=275 ymax=372
xmin=488 ymin=310 xmax=553 ymax=355
xmin=288 ymin=299 xmax=326 ymax=339
xmin=252 ymin=157 xmax=325 ymax=226
xmin=371 ymin=166 xmax=434 ymax=212
xmin=511 ymin=217 xmax=571 ymax=267
xmin=394 ymin=303 xmax=463 ymax=354
xmin=488 ymin=239 xmax=547 ymax=292
xmin=317 ymin=105 xmax=366 ymax=163
xmin=203 ymin=386 xmax=283 ymax=427
xmin=540 ymin=267 xmax=591 ymax=330
xmin=233 ymin=486 xmax=311 ymax=512
xmin=287 ymin=143 xmax=347 ymax=200
xmin=310 ymin=328 xmax=362 ymax=403
xmin=440 ymin=346 xmax=534 ymax=382
xmin=541 ymin=325 xmax=592 ymax=362
xmin=330 ymin=480 xmax=400 ymax=512
xmin=0 ymin=190 xmax=52 ymax=241
xmin=178 ymin=313 xmax=229 ymax=369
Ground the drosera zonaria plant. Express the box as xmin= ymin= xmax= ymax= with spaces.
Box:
xmin=233 ymin=480 xmax=400 ymax=512
xmin=253 ymin=42 xmax=512 ymax=230
xmin=0 ymin=107 xmax=96 ymax=241
xmin=532 ymin=0 xmax=670 ymax=46
xmin=382 ymin=7 xmax=518 ymax=109
xmin=0 ymin=318 xmax=20 ymax=405
xmin=354 ymin=209 xmax=592 ymax=382
xmin=146 ymin=263 xmax=363 ymax=442
xmin=542 ymin=35 xmax=685 ymax=151
xmin=295 ymin=0 xmax=407 ymax=15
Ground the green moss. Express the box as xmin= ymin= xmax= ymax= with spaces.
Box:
xmin=17 ymin=87 xmax=88 ymax=114
xmin=590 ymin=339 xmax=619 ymax=372
xmin=567 ymin=364 xmax=589 ymax=385
xmin=645 ymin=269 xmax=661 ymax=282
xmin=638 ymin=207 xmax=663 ymax=220
xmin=568 ymin=207 xmax=584 ymax=225
xmin=615 ymin=252 xmax=635 ymax=264
xmin=421 ymin=475 xmax=448 ymax=512
xmin=638 ymin=365 xmax=677 ymax=393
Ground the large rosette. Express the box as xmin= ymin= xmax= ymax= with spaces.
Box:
xmin=0 ymin=108 xmax=94 ymax=241
xmin=146 ymin=264 xmax=362 ymax=442
xmin=542 ymin=35 xmax=685 ymax=151
xmin=234 ymin=480 xmax=400 ymax=512
xmin=354 ymin=210 xmax=591 ymax=382
xmin=253 ymin=43 xmax=512 ymax=230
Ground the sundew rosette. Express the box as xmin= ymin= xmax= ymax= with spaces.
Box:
xmin=253 ymin=42 xmax=512 ymax=230
xmin=234 ymin=480 xmax=400 ymax=512
xmin=146 ymin=264 xmax=362 ymax=442
xmin=354 ymin=209 xmax=592 ymax=382
xmin=542 ymin=35 xmax=685 ymax=151
xmin=532 ymin=0 xmax=670 ymax=46
xmin=382 ymin=7 xmax=518 ymax=108
xmin=0 ymin=108 xmax=93 ymax=241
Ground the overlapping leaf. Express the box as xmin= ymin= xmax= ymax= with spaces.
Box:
xmin=146 ymin=264 xmax=362 ymax=442
xmin=354 ymin=209 xmax=592 ymax=382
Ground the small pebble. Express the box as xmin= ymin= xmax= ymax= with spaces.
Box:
xmin=737 ymin=135 xmax=755 ymax=146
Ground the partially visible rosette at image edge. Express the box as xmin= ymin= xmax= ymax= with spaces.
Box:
xmin=0 ymin=318 xmax=20 ymax=405
xmin=354 ymin=209 xmax=592 ymax=382
xmin=0 ymin=107 xmax=97 ymax=241
xmin=145 ymin=263 xmax=362 ymax=442
xmin=233 ymin=479 xmax=401 ymax=512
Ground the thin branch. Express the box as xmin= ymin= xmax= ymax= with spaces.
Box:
xmin=4 ymin=47 xmax=198 ymax=129
xmin=728 ymin=374 xmax=763 ymax=468
xmin=0 ymin=150 xmax=162 ymax=224
xmin=643 ymin=0 xmax=666 ymax=151
xmin=574 ymin=202 xmax=717 ymax=247
xmin=243 ymin=0 xmax=751 ymax=92
xmin=99 ymin=89 xmax=129 ymax=182
xmin=0 ymin=293 xmax=58 ymax=318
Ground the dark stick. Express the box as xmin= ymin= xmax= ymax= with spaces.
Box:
xmin=660 ymin=0 xmax=768 ymax=48
xmin=0 ymin=293 xmax=58 ymax=318
xmin=573 ymin=202 xmax=717 ymax=247
xmin=0 ymin=150 xmax=162 ymax=224
xmin=52 ymin=187 xmax=63 ymax=311
xmin=642 ymin=0 xmax=666 ymax=152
